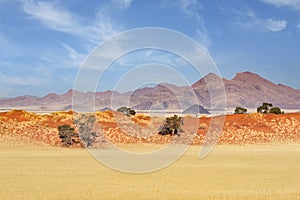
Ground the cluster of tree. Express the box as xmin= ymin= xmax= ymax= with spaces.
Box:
xmin=257 ymin=102 xmax=273 ymax=114
xmin=117 ymin=107 xmax=136 ymax=116
xmin=57 ymin=114 xmax=99 ymax=147
xmin=234 ymin=103 xmax=283 ymax=115
xmin=57 ymin=124 xmax=81 ymax=147
xmin=257 ymin=102 xmax=283 ymax=114
xmin=234 ymin=106 xmax=247 ymax=114
xmin=158 ymin=115 xmax=183 ymax=136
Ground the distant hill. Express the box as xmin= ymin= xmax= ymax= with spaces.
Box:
xmin=100 ymin=107 xmax=112 ymax=111
xmin=1 ymin=71 xmax=300 ymax=110
xmin=192 ymin=71 xmax=300 ymax=109
xmin=182 ymin=104 xmax=210 ymax=114
xmin=61 ymin=105 xmax=72 ymax=111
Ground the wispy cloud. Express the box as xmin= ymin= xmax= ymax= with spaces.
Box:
xmin=117 ymin=0 xmax=133 ymax=10
xmin=19 ymin=0 xmax=134 ymax=70
xmin=266 ymin=18 xmax=287 ymax=31
xmin=22 ymin=0 xmax=78 ymax=33
xmin=236 ymin=9 xmax=287 ymax=32
xmin=260 ymin=0 xmax=300 ymax=10
xmin=179 ymin=0 xmax=211 ymax=50
xmin=21 ymin=0 xmax=128 ymax=44
xmin=114 ymin=49 xmax=190 ymax=69
xmin=61 ymin=43 xmax=85 ymax=68
xmin=0 ymin=73 xmax=45 ymax=86
xmin=86 ymin=10 xmax=120 ymax=43
xmin=252 ymin=18 xmax=287 ymax=32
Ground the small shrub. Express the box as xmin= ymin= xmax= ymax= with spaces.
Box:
xmin=57 ymin=124 xmax=80 ymax=147
xmin=269 ymin=107 xmax=283 ymax=114
xmin=74 ymin=114 xmax=98 ymax=147
xmin=234 ymin=106 xmax=247 ymax=114
xmin=117 ymin=107 xmax=136 ymax=116
xmin=158 ymin=115 xmax=183 ymax=136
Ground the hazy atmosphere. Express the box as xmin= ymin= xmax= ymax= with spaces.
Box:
xmin=1 ymin=0 xmax=300 ymax=97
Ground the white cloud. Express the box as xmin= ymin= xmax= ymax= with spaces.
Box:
xmin=266 ymin=18 xmax=287 ymax=31
xmin=297 ymin=22 xmax=300 ymax=28
xmin=260 ymin=0 xmax=300 ymax=9
xmin=235 ymin=9 xmax=287 ymax=32
xmin=61 ymin=43 xmax=85 ymax=68
xmin=21 ymin=0 xmax=122 ymax=44
xmin=22 ymin=0 xmax=79 ymax=32
xmin=117 ymin=0 xmax=133 ymax=10
xmin=180 ymin=0 xmax=199 ymax=16
xmin=86 ymin=11 xmax=120 ymax=43
xmin=115 ymin=50 xmax=190 ymax=69
xmin=19 ymin=0 xmax=128 ymax=71
xmin=0 ymin=73 xmax=45 ymax=86
xmin=179 ymin=0 xmax=211 ymax=50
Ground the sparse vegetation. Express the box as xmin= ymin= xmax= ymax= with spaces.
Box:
xmin=57 ymin=124 xmax=81 ymax=147
xmin=117 ymin=107 xmax=136 ymax=116
xmin=74 ymin=114 xmax=98 ymax=147
xmin=234 ymin=106 xmax=247 ymax=114
xmin=257 ymin=103 xmax=283 ymax=114
xmin=158 ymin=115 xmax=183 ymax=136
xmin=269 ymin=107 xmax=283 ymax=114
xmin=257 ymin=102 xmax=273 ymax=114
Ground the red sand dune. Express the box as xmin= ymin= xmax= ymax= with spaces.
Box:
xmin=0 ymin=110 xmax=300 ymax=147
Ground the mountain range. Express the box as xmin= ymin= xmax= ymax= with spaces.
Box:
xmin=1 ymin=71 xmax=300 ymax=111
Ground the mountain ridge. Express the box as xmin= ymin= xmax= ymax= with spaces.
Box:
xmin=1 ymin=71 xmax=300 ymax=110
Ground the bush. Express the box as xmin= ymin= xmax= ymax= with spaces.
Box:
xmin=57 ymin=124 xmax=81 ymax=147
xmin=234 ymin=106 xmax=247 ymax=114
xmin=158 ymin=115 xmax=183 ymax=136
xmin=257 ymin=103 xmax=283 ymax=114
xmin=269 ymin=107 xmax=283 ymax=114
xmin=128 ymin=109 xmax=136 ymax=116
xmin=257 ymin=102 xmax=273 ymax=114
xmin=117 ymin=107 xmax=136 ymax=116
xmin=74 ymin=114 xmax=98 ymax=147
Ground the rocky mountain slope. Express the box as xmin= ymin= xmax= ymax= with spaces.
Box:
xmin=1 ymin=71 xmax=300 ymax=110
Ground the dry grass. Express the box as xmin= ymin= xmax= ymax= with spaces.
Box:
xmin=1 ymin=143 xmax=300 ymax=199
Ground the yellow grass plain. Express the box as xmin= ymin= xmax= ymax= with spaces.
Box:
xmin=1 ymin=143 xmax=300 ymax=199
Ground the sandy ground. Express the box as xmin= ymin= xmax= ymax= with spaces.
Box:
xmin=1 ymin=144 xmax=300 ymax=199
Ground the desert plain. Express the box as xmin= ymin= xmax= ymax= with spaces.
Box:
xmin=1 ymin=110 xmax=300 ymax=199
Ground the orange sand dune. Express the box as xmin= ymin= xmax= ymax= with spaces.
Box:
xmin=0 ymin=110 xmax=300 ymax=147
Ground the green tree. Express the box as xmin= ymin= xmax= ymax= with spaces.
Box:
xmin=269 ymin=107 xmax=283 ymax=114
xmin=57 ymin=124 xmax=81 ymax=147
xmin=117 ymin=107 xmax=136 ymax=116
xmin=257 ymin=102 xmax=273 ymax=114
xmin=128 ymin=109 xmax=136 ymax=116
xmin=234 ymin=106 xmax=247 ymax=114
xmin=158 ymin=115 xmax=183 ymax=136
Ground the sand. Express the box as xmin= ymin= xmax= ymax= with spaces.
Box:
xmin=0 ymin=144 xmax=300 ymax=199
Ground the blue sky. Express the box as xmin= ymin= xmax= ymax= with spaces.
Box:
xmin=0 ymin=0 xmax=300 ymax=97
